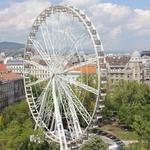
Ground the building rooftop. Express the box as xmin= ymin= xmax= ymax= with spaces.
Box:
xmin=106 ymin=56 xmax=131 ymax=65
xmin=0 ymin=64 xmax=7 ymax=72
xmin=0 ymin=72 xmax=22 ymax=81
xmin=131 ymin=50 xmax=140 ymax=58
xmin=7 ymin=59 xmax=24 ymax=65
xmin=141 ymin=50 xmax=150 ymax=57
xmin=72 ymin=64 xmax=96 ymax=73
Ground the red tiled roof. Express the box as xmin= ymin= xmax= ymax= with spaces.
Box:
xmin=0 ymin=72 xmax=22 ymax=81
xmin=73 ymin=65 xmax=96 ymax=73
xmin=0 ymin=64 xmax=7 ymax=72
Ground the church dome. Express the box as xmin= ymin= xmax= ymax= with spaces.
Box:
xmin=131 ymin=50 xmax=140 ymax=58
xmin=130 ymin=50 xmax=141 ymax=62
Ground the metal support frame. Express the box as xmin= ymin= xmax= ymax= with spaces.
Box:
xmin=23 ymin=4 xmax=106 ymax=150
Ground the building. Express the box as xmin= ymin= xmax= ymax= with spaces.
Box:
xmin=3 ymin=50 xmax=150 ymax=85
xmin=142 ymin=59 xmax=150 ymax=84
xmin=105 ymin=51 xmax=144 ymax=85
xmin=6 ymin=59 xmax=24 ymax=74
xmin=5 ymin=58 xmax=49 ymax=79
xmin=128 ymin=50 xmax=143 ymax=82
xmin=106 ymin=55 xmax=131 ymax=84
xmin=0 ymin=52 xmax=6 ymax=63
xmin=141 ymin=50 xmax=150 ymax=57
xmin=0 ymin=64 xmax=25 ymax=110
xmin=0 ymin=64 xmax=7 ymax=72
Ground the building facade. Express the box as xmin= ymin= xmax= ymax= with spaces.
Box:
xmin=5 ymin=58 xmax=49 ymax=79
xmin=142 ymin=59 xmax=150 ymax=84
xmin=3 ymin=50 xmax=150 ymax=85
xmin=0 ymin=65 xmax=25 ymax=110
xmin=105 ymin=51 xmax=147 ymax=85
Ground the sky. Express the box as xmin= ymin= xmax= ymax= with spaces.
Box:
xmin=0 ymin=0 xmax=150 ymax=52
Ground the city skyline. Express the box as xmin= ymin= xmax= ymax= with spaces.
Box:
xmin=0 ymin=0 xmax=150 ymax=52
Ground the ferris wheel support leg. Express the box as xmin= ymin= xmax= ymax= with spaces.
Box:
xmin=56 ymin=82 xmax=75 ymax=139
xmin=60 ymin=81 xmax=82 ymax=138
xmin=35 ymin=79 xmax=52 ymax=130
xmin=52 ymin=78 xmax=68 ymax=150
xmin=67 ymin=84 xmax=92 ymax=124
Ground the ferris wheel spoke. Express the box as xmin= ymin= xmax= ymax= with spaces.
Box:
xmin=57 ymin=83 xmax=75 ymax=139
xmin=40 ymin=25 xmax=50 ymax=56
xmin=59 ymin=80 xmax=82 ymax=138
xmin=43 ymin=22 xmax=56 ymax=56
xmin=52 ymin=78 xmax=68 ymax=150
xmin=35 ymin=79 xmax=52 ymax=129
xmin=69 ymin=32 xmax=86 ymax=51
xmin=29 ymin=38 xmax=48 ymax=59
xmin=44 ymin=103 xmax=54 ymax=128
xmin=49 ymin=113 xmax=55 ymax=131
xmin=32 ymin=39 xmax=60 ymax=73
xmin=57 ymin=13 xmax=62 ymax=54
xmin=59 ymin=75 xmax=99 ymax=95
xmin=23 ymin=59 xmax=51 ymax=74
xmin=42 ymin=92 xmax=54 ymax=127
xmin=29 ymin=38 xmax=55 ymax=71
xmin=26 ymin=77 xmax=50 ymax=87
xmin=67 ymin=84 xmax=92 ymax=124
xmin=56 ymin=30 xmax=80 ymax=69
xmin=63 ymin=30 xmax=82 ymax=63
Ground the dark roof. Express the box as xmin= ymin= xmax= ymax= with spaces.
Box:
xmin=7 ymin=59 xmax=24 ymax=65
xmin=106 ymin=56 xmax=131 ymax=65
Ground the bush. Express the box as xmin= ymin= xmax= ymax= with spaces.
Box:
xmin=80 ymin=135 xmax=107 ymax=150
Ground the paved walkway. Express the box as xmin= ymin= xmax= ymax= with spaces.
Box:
xmin=123 ymin=140 xmax=138 ymax=146
xmin=97 ymin=131 xmax=124 ymax=150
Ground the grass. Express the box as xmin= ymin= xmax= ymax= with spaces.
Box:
xmin=100 ymin=124 xmax=138 ymax=141
xmin=123 ymin=143 xmax=148 ymax=150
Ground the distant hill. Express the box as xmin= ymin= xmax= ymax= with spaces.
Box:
xmin=0 ymin=41 xmax=25 ymax=56
xmin=0 ymin=41 xmax=25 ymax=49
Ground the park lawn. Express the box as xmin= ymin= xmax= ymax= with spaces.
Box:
xmin=100 ymin=124 xmax=138 ymax=141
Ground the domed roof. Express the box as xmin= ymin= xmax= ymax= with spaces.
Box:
xmin=131 ymin=50 xmax=140 ymax=58
xmin=130 ymin=50 xmax=141 ymax=62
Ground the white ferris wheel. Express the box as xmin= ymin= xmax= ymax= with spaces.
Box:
xmin=24 ymin=5 xmax=106 ymax=150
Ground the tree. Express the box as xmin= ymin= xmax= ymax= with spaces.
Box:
xmin=80 ymin=135 xmax=107 ymax=150
xmin=0 ymin=115 xmax=4 ymax=130
xmin=117 ymin=104 xmax=142 ymax=127
xmin=0 ymin=101 xmax=34 ymax=150
xmin=103 ymin=80 xmax=150 ymax=119
xmin=30 ymin=75 xmax=43 ymax=97
xmin=102 ymin=80 xmax=150 ymax=149
xmin=133 ymin=116 xmax=150 ymax=150
xmin=20 ymin=137 xmax=60 ymax=150
xmin=72 ymin=74 xmax=98 ymax=127
xmin=0 ymin=100 xmax=61 ymax=150
xmin=75 ymin=74 xmax=98 ymax=112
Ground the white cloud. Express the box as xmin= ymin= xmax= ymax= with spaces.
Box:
xmin=0 ymin=0 xmax=150 ymax=51
xmin=62 ymin=0 xmax=98 ymax=7
xmin=0 ymin=0 xmax=51 ymax=41
xmin=91 ymin=3 xmax=131 ymax=22
xmin=87 ymin=2 xmax=150 ymax=51
xmin=128 ymin=9 xmax=150 ymax=30
xmin=110 ymin=26 xmax=122 ymax=40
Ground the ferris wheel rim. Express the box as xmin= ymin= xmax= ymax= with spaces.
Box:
xmin=24 ymin=4 xmax=103 ymax=147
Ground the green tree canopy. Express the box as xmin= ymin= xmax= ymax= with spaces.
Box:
xmin=80 ymin=135 xmax=107 ymax=150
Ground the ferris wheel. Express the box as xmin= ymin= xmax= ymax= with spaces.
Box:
xmin=24 ymin=5 xmax=106 ymax=150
